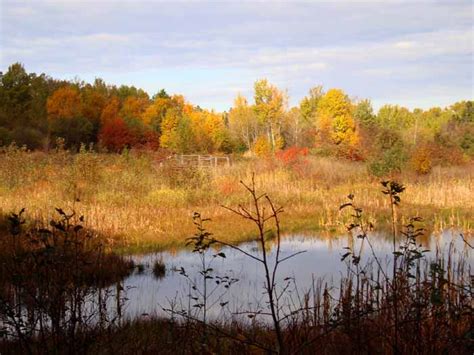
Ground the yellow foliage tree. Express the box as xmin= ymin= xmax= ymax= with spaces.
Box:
xmin=228 ymin=94 xmax=259 ymax=150
xmin=204 ymin=110 xmax=227 ymax=152
xmin=120 ymin=96 xmax=149 ymax=121
xmin=186 ymin=109 xmax=227 ymax=153
xmin=316 ymin=88 xmax=358 ymax=147
xmin=159 ymin=108 xmax=180 ymax=150
xmin=141 ymin=97 xmax=172 ymax=126
xmin=254 ymin=79 xmax=286 ymax=151
xmin=253 ymin=134 xmax=272 ymax=157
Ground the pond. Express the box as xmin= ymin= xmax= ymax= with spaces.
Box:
xmin=117 ymin=229 xmax=472 ymax=322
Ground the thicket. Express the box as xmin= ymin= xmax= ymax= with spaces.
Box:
xmin=0 ymin=207 xmax=133 ymax=353
xmin=1 ymin=63 xmax=473 ymax=177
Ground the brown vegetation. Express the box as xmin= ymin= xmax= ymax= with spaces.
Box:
xmin=0 ymin=147 xmax=472 ymax=252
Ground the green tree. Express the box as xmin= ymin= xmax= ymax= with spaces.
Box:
xmin=49 ymin=116 xmax=93 ymax=149
xmin=451 ymin=100 xmax=474 ymax=123
xmin=0 ymin=63 xmax=32 ymax=129
xmin=354 ymin=99 xmax=375 ymax=128
xmin=152 ymin=89 xmax=171 ymax=100
xmin=367 ymin=129 xmax=408 ymax=177
xmin=81 ymin=80 xmax=108 ymax=140
xmin=299 ymin=85 xmax=323 ymax=123
xmin=376 ymin=105 xmax=414 ymax=131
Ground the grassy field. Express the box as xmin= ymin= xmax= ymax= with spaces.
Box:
xmin=0 ymin=146 xmax=473 ymax=253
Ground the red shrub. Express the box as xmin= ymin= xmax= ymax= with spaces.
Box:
xmin=99 ymin=118 xmax=138 ymax=152
xmin=143 ymin=130 xmax=161 ymax=150
xmin=275 ymin=146 xmax=310 ymax=176
xmin=276 ymin=146 xmax=309 ymax=165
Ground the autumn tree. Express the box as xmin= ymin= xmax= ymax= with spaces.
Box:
xmin=253 ymin=134 xmax=272 ymax=157
xmin=159 ymin=108 xmax=181 ymax=150
xmin=285 ymin=107 xmax=306 ymax=147
xmin=451 ymin=100 xmax=473 ymax=123
xmin=300 ymin=85 xmax=323 ymax=123
xmin=112 ymin=85 xmax=148 ymax=102
xmin=81 ymin=80 xmax=108 ymax=122
xmin=228 ymin=94 xmax=259 ymax=151
xmin=99 ymin=117 xmax=138 ymax=152
xmin=141 ymin=95 xmax=175 ymax=132
xmin=199 ymin=110 xmax=230 ymax=152
xmin=47 ymin=86 xmax=83 ymax=121
xmin=158 ymin=95 xmax=206 ymax=153
xmin=100 ymin=97 xmax=121 ymax=123
xmin=47 ymin=85 xmax=94 ymax=148
xmin=160 ymin=112 xmax=195 ymax=153
xmin=253 ymin=79 xmax=286 ymax=151
xmin=375 ymin=104 xmax=414 ymax=131
xmin=81 ymin=79 xmax=108 ymax=140
xmin=316 ymin=88 xmax=358 ymax=153
xmin=120 ymin=96 xmax=150 ymax=122
xmin=153 ymin=89 xmax=170 ymax=100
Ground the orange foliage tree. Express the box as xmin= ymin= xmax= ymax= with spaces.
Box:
xmin=47 ymin=86 xmax=82 ymax=120
xmin=120 ymin=96 xmax=150 ymax=121
xmin=100 ymin=97 xmax=121 ymax=123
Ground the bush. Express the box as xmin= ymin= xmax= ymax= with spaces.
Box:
xmin=50 ymin=116 xmax=94 ymax=150
xmin=275 ymin=146 xmax=310 ymax=176
xmin=367 ymin=129 xmax=407 ymax=177
xmin=0 ymin=126 xmax=12 ymax=146
xmin=459 ymin=125 xmax=474 ymax=157
xmin=11 ymin=126 xmax=45 ymax=149
xmin=253 ymin=135 xmax=272 ymax=157
xmin=99 ymin=117 xmax=139 ymax=152
xmin=410 ymin=144 xmax=433 ymax=175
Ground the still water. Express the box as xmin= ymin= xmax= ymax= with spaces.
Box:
xmin=117 ymin=230 xmax=472 ymax=321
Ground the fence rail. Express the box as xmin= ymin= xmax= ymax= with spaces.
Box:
xmin=158 ymin=154 xmax=231 ymax=168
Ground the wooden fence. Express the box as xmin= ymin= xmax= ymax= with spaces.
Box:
xmin=158 ymin=154 xmax=231 ymax=168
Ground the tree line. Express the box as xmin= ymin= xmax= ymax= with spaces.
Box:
xmin=0 ymin=63 xmax=472 ymax=174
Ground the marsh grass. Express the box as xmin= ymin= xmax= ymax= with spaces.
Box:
xmin=0 ymin=146 xmax=472 ymax=252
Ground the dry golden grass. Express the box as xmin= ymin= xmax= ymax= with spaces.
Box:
xmin=0 ymin=147 xmax=472 ymax=252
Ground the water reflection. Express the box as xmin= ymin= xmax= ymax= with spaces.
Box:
xmin=121 ymin=230 xmax=472 ymax=321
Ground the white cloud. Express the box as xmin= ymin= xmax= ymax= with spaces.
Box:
xmin=394 ymin=41 xmax=416 ymax=49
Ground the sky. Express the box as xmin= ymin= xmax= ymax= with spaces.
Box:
xmin=1 ymin=0 xmax=473 ymax=111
